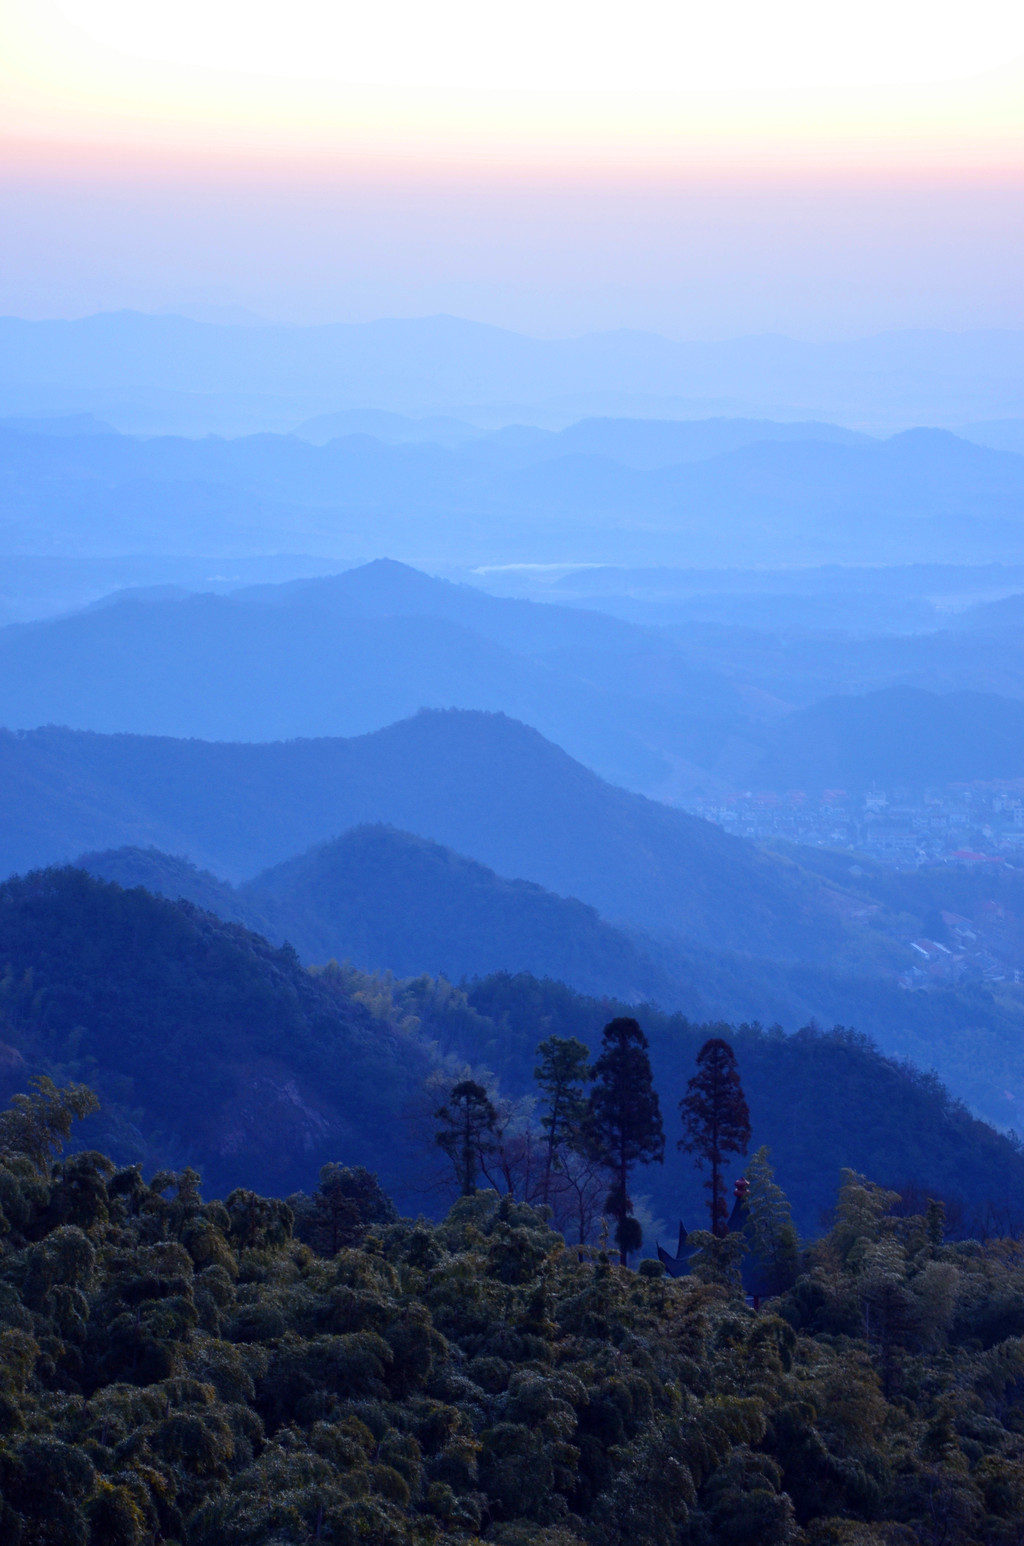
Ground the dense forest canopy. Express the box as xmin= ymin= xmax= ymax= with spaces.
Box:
xmin=4 ymin=1079 xmax=1024 ymax=1545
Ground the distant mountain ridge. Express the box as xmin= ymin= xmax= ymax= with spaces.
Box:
xmin=0 ymin=558 xmax=755 ymax=794
xmin=2 ymin=411 xmax=1023 ymax=568
xmin=8 ymin=559 xmax=1024 ymax=799
xmin=0 ymin=707 xmax=850 ymax=963
xmin=433 ymin=415 xmax=871 ymax=470
xmin=749 ymin=686 xmax=1024 ymax=791
xmin=2 ymin=312 xmax=1023 ymax=426
xmin=80 ymin=827 xmax=685 ymax=1007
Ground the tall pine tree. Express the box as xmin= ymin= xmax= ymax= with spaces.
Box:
xmin=679 ymin=1037 xmax=751 ymax=1237
xmin=586 ymin=1017 xmax=664 ymax=1264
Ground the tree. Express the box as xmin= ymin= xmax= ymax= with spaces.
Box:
xmin=533 ymin=1034 xmax=591 ymax=1204
xmin=833 ymin=1168 xmax=900 ymax=1263
xmin=296 ymin=1163 xmax=397 ymax=1255
xmin=585 ymin=1017 xmax=664 ymax=1264
xmin=745 ymin=1146 xmax=800 ymax=1296
xmin=548 ymin=1145 xmax=611 ymax=1247
xmin=0 ymin=1077 xmax=99 ymax=1175
xmin=483 ymin=1095 xmax=544 ymax=1202
xmin=679 ymin=1038 xmax=751 ymax=1237
xmin=434 ymin=1080 xmax=499 ymax=1196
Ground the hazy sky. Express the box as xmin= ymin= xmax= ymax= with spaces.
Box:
xmin=2 ymin=0 xmax=1023 ymax=335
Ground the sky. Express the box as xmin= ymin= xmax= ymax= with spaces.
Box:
xmin=1 ymin=0 xmax=1023 ymax=336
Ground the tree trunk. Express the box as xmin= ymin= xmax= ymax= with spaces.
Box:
xmin=618 ymin=1148 xmax=628 ymax=1266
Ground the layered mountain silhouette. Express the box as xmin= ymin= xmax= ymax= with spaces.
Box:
xmin=8 ymin=559 xmax=1024 ymax=797
xmin=69 ymin=818 xmax=1024 ymax=1138
xmin=466 ymin=415 xmax=869 ymax=469
xmin=81 ymin=827 xmax=686 ymax=1006
xmin=0 ymin=707 xmax=847 ymax=961
xmin=2 ymin=312 xmax=1022 ymax=425
xmin=2 ymin=411 xmax=1022 ymax=566
xmin=0 ymin=559 xmax=753 ymax=795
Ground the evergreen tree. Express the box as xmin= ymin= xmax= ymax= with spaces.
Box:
xmin=434 ymin=1079 xmax=499 ymax=1196
xmin=534 ymin=1034 xmax=591 ymax=1204
xmin=679 ymin=1037 xmax=752 ymax=1236
xmin=745 ymin=1145 xmax=800 ymax=1295
xmin=585 ymin=1017 xmax=664 ymax=1264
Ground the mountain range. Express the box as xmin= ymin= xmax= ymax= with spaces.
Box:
xmin=68 ymin=818 xmax=1024 ymax=1138
xmin=6 ymin=559 xmax=1024 ymax=797
xmin=296 ymin=411 xmax=868 ymax=460
xmin=0 ymin=560 xmax=742 ymax=793
xmin=80 ymin=828 xmax=681 ymax=1006
xmin=2 ymin=411 xmax=1023 ymax=568
xmin=0 ymin=708 xmax=851 ymax=962
xmin=7 ymin=307 xmax=1024 ymax=1254
xmin=7 ymin=700 xmax=1024 ymax=1130
xmin=3 ymin=312 xmax=1023 ymax=430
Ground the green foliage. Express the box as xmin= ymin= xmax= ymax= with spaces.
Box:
xmin=289 ymin=1163 xmax=397 ymax=1255
xmin=0 ymin=1078 xmax=99 ymax=1176
xmin=5 ymin=1081 xmax=1024 ymax=1544
xmin=745 ymin=1147 xmax=800 ymax=1297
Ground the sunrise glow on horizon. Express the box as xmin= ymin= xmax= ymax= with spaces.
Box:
xmin=4 ymin=0 xmax=1024 ymax=177
xmin=2 ymin=0 xmax=1023 ymax=332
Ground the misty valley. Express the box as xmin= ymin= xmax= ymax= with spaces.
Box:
xmin=3 ymin=313 xmax=1024 ymax=1545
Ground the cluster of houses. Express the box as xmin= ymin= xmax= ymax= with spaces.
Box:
xmin=687 ymin=780 xmax=1024 ymax=990
xmin=903 ymin=908 xmax=1016 ymax=987
xmin=690 ymin=780 xmax=1024 ymax=872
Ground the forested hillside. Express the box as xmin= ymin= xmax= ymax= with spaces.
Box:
xmin=0 ymin=868 xmax=432 ymax=1203
xmin=75 ymin=837 xmax=1024 ymax=1140
xmin=241 ymin=826 xmax=678 ymax=1002
xmin=452 ymin=974 xmax=1024 ymax=1237
xmin=1 ymin=867 xmax=1022 ymax=1237
xmin=79 ymin=834 xmax=692 ymax=1008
